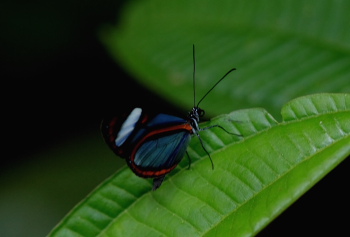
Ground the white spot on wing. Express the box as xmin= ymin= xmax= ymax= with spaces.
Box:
xmin=115 ymin=108 xmax=142 ymax=146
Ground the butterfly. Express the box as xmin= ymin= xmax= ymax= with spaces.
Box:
xmin=101 ymin=45 xmax=237 ymax=190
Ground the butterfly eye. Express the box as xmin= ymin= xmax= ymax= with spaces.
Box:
xmin=198 ymin=108 xmax=205 ymax=117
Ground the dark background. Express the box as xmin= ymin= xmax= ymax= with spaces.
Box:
xmin=1 ymin=0 xmax=348 ymax=236
xmin=1 ymin=0 xmax=181 ymax=167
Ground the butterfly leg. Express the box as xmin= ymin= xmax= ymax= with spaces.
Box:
xmin=202 ymin=124 xmax=242 ymax=136
xmin=152 ymin=176 xmax=165 ymax=190
xmin=185 ymin=151 xmax=192 ymax=169
xmin=194 ymin=124 xmax=242 ymax=170
xmin=194 ymin=132 xmax=215 ymax=170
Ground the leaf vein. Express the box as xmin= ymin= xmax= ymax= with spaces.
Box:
xmin=192 ymin=167 xmax=239 ymax=212
xmin=126 ymin=209 xmax=167 ymax=237
xmin=155 ymin=179 xmax=204 ymax=233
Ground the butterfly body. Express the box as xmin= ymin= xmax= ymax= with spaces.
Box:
xmin=102 ymin=45 xmax=237 ymax=190
xmin=101 ymin=107 xmax=204 ymax=189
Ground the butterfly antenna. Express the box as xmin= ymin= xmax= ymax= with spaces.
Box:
xmin=193 ymin=44 xmax=196 ymax=107
xmin=196 ymin=67 xmax=236 ymax=107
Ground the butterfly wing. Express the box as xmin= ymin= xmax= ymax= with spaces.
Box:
xmin=130 ymin=129 xmax=192 ymax=190
xmin=101 ymin=108 xmax=145 ymax=158
xmin=101 ymin=108 xmax=193 ymax=190
xmin=130 ymin=130 xmax=191 ymax=176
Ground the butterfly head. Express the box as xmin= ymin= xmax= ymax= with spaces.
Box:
xmin=188 ymin=106 xmax=205 ymax=124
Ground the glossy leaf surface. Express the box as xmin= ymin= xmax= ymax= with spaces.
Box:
xmin=49 ymin=93 xmax=350 ymax=236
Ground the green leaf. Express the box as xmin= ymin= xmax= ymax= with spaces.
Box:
xmin=101 ymin=0 xmax=350 ymax=119
xmin=49 ymin=93 xmax=350 ymax=236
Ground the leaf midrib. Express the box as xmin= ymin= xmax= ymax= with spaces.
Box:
xmin=202 ymin=130 xmax=349 ymax=236
xmin=97 ymin=109 xmax=347 ymax=236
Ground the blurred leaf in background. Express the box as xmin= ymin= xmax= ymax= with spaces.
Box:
xmin=102 ymin=0 xmax=350 ymax=118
